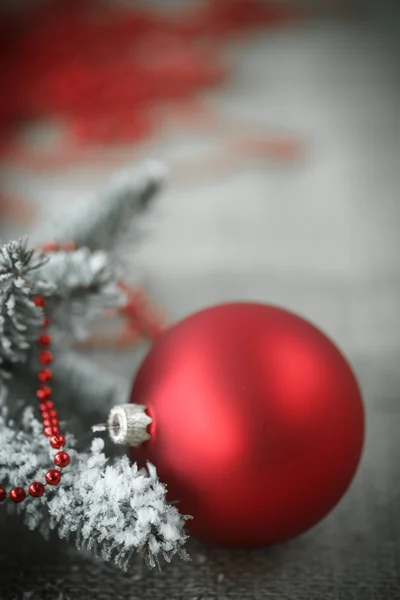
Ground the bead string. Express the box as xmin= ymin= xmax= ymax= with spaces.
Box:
xmin=0 ymin=294 xmax=70 ymax=503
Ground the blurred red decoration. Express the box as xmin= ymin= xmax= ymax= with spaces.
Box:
xmin=0 ymin=192 xmax=36 ymax=225
xmin=76 ymin=282 xmax=167 ymax=349
xmin=0 ymin=0 xmax=304 ymax=156
xmin=0 ymin=1 xmax=306 ymax=346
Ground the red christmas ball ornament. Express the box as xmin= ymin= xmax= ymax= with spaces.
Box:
xmin=129 ymin=302 xmax=365 ymax=548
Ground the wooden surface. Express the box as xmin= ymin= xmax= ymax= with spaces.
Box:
xmin=1 ymin=12 xmax=400 ymax=599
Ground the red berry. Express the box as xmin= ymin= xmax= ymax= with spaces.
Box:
xmin=44 ymin=426 xmax=53 ymax=437
xmin=39 ymin=351 xmax=53 ymax=365
xmin=51 ymin=418 xmax=59 ymax=427
xmin=45 ymin=470 xmax=61 ymax=486
xmin=39 ymin=333 xmax=52 ymax=346
xmin=0 ymin=488 xmax=6 ymax=502
xmin=38 ymin=369 xmax=52 ymax=382
xmin=29 ymin=481 xmax=45 ymax=498
xmin=43 ymin=419 xmax=52 ymax=428
xmin=54 ymin=452 xmax=70 ymax=468
xmin=48 ymin=409 xmax=57 ymax=418
xmin=41 ymin=411 xmax=50 ymax=420
xmin=44 ymin=400 xmax=54 ymax=410
xmin=50 ymin=435 xmax=66 ymax=449
xmin=10 ymin=487 xmax=26 ymax=503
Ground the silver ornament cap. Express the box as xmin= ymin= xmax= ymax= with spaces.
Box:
xmin=92 ymin=404 xmax=152 ymax=447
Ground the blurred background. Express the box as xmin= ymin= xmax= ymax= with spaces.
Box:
xmin=1 ymin=0 xmax=400 ymax=598
xmin=0 ymin=0 xmax=399 ymax=388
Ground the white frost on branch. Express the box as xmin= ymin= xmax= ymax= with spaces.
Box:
xmin=33 ymin=247 xmax=125 ymax=340
xmin=0 ymin=238 xmax=51 ymax=381
xmin=0 ymin=406 xmax=190 ymax=570
xmin=0 ymin=240 xmax=124 ymax=381
xmin=35 ymin=160 xmax=168 ymax=252
xmin=0 ymin=162 xmax=186 ymax=570
xmin=48 ymin=439 xmax=190 ymax=569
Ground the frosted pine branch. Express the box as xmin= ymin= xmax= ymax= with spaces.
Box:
xmin=0 ymin=240 xmax=124 ymax=382
xmin=44 ymin=160 xmax=167 ymax=252
xmin=33 ymin=248 xmax=124 ymax=340
xmin=48 ymin=439 xmax=190 ymax=569
xmin=0 ymin=239 xmax=50 ymax=380
xmin=0 ymin=162 xmax=186 ymax=569
xmin=0 ymin=406 xmax=50 ymax=490
xmin=0 ymin=407 xmax=190 ymax=569
xmin=0 ymin=237 xmax=47 ymax=286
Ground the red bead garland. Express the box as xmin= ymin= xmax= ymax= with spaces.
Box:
xmin=39 ymin=333 xmax=51 ymax=346
xmin=39 ymin=350 xmax=53 ymax=365
xmin=38 ymin=368 xmax=53 ymax=382
xmin=33 ymin=296 xmax=46 ymax=308
xmin=50 ymin=435 xmax=66 ymax=450
xmin=45 ymin=470 xmax=61 ymax=486
xmin=54 ymin=452 xmax=70 ymax=468
xmin=0 ymin=295 xmax=69 ymax=503
xmin=10 ymin=487 xmax=27 ymax=503
xmin=29 ymin=482 xmax=45 ymax=498
xmin=37 ymin=385 xmax=52 ymax=400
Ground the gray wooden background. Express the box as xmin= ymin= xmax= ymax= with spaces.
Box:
xmin=1 ymin=6 xmax=400 ymax=599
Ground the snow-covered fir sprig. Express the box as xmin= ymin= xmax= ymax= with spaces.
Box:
xmin=47 ymin=439 xmax=190 ymax=570
xmin=0 ymin=405 xmax=50 ymax=490
xmin=34 ymin=160 xmax=168 ymax=253
xmin=0 ymin=238 xmax=52 ymax=381
xmin=0 ymin=405 xmax=190 ymax=569
xmin=0 ymin=237 xmax=47 ymax=287
xmin=0 ymin=161 xmax=187 ymax=570
xmin=0 ymin=239 xmax=124 ymax=381
xmin=33 ymin=247 xmax=125 ymax=340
